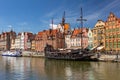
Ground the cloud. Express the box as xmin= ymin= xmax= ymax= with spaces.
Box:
xmin=101 ymin=0 xmax=120 ymax=12
xmin=83 ymin=0 xmax=120 ymax=23
xmin=7 ymin=25 xmax=14 ymax=31
xmin=45 ymin=7 xmax=64 ymax=18
xmin=8 ymin=25 xmax=12 ymax=28
xmin=49 ymin=24 xmax=57 ymax=29
xmin=18 ymin=22 xmax=28 ymax=26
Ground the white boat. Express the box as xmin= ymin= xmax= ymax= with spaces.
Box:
xmin=2 ymin=51 xmax=22 ymax=57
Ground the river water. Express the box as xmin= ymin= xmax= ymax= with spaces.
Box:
xmin=0 ymin=56 xmax=120 ymax=80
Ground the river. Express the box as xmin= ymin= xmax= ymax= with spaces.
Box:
xmin=0 ymin=56 xmax=120 ymax=80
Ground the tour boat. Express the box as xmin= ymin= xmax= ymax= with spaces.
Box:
xmin=2 ymin=51 xmax=22 ymax=57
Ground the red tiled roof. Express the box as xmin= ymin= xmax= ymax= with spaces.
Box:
xmin=71 ymin=28 xmax=88 ymax=38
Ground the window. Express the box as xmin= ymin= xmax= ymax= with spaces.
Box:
xmin=109 ymin=42 xmax=112 ymax=48
xmin=106 ymin=42 xmax=109 ymax=48
xmin=118 ymin=41 xmax=120 ymax=48
xmin=94 ymin=37 xmax=96 ymax=40
xmin=113 ymin=42 xmax=117 ymax=48
xmin=94 ymin=31 xmax=96 ymax=34
xmin=89 ymin=33 xmax=91 ymax=36
xmin=118 ymin=34 xmax=120 ymax=38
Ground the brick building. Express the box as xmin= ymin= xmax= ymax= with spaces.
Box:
xmin=0 ymin=30 xmax=16 ymax=50
xmin=35 ymin=29 xmax=64 ymax=52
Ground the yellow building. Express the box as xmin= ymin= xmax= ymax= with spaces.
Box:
xmin=92 ymin=20 xmax=105 ymax=48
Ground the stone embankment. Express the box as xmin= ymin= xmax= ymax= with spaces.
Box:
xmin=93 ymin=53 xmax=120 ymax=62
xmin=0 ymin=51 xmax=45 ymax=57
xmin=22 ymin=51 xmax=45 ymax=57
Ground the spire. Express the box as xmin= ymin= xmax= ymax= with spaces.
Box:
xmin=52 ymin=18 xmax=53 ymax=30
xmin=62 ymin=11 xmax=65 ymax=26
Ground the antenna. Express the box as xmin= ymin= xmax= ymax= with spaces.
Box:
xmin=76 ymin=8 xmax=87 ymax=49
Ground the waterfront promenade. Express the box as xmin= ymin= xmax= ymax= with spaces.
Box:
xmin=0 ymin=50 xmax=120 ymax=62
xmin=0 ymin=50 xmax=45 ymax=58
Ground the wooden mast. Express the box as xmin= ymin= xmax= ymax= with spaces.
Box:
xmin=77 ymin=8 xmax=87 ymax=49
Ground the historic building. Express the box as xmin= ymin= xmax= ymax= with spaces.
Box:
xmin=105 ymin=12 xmax=120 ymax=51
xmin=92 ymin=20 xmax=105 ymax=48
xmin=87 ymin=28 xmax=93 ymax=49
xmin=35 ymin=29 xmax=65 ymax=52
xmin=65 ymin=31 xmax=71 ymax=48
xmin=0 ymin=30 xmax=16 ymax=50
xmin=11 ymin=32 xmax=33 ymax=50
xmin=31 ymin=34 xmax=36 ymax=51
xmin=70 ymin=28 xmax=88 ymax=49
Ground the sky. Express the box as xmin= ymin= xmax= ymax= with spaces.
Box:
xmin=0 ymin=0 xmax=120 ymax=34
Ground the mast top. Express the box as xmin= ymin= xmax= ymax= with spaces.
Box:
xmin=62 ymin=11 xmax=65 ymax=26
xmin=76 ymin=8 xmax=87 ymax=29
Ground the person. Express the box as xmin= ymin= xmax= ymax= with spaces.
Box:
xmin=116 ymin=53 xmax=119 ymax=60
xmin=97 ymin=52 xmax=101 ymax=58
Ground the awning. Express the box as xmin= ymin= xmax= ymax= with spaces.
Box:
xmin=97 ymin=46 xmax=104 ymax=50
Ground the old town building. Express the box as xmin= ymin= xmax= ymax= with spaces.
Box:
xmin=31 ymin=34 xmax=36 ymax=51
xmin=65 ymin=31 xmax=71 ymax=48
xmin=0 ymin=30 xmax=16 ymax=50
xmin=70 ymin=28 xmax=88 ymax=49
xmin=92 ymin=20 xmax=105 ymax=48
xmin=35 ymin=29 xmax=64 ymax=52
xmin=11 ymin=32 xmax=33 ymax=50
xmin=105 ymin=12 xmax=120 ymax=51
xmin=87 ymin=28 xmax=93 ymax=49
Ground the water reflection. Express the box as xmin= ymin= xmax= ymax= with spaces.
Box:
xmin=0 ymin=56 xmax=120 ymax=80
xmin=45 ymin=59 xmax=91 ymax=80
xmin=90 ymin=62 xmax=120 ymax=80
xmin=0 ymin=57 xmax=46 ymax=80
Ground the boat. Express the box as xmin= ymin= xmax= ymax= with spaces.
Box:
xmin=44 ymin=8 xmax=95 ymax=60
xmin=44 ymin=44 xmax=94 ymax=60
xmin=2 ymin=50 xmax=22 ymax=57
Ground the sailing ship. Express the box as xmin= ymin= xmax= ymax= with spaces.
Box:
xmin=44 ymin=8 xmax=94 ymax=60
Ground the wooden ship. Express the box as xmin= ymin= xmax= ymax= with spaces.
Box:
xmin=44 ymin=8 xmax=94 ymax=60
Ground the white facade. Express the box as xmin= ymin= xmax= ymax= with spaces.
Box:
xmin=71 ymin=38 xmax=81 ymax=48
xmin=88 ymin=28 xmax=93 ymax=49
xmin=65 ymin=34 xmax=71 ymax=48
xmin=20 ymin=32 xmax=25 ymax=49
xmin=13 ymin=32 xmax=25 ymax=50
xmin=57 ymin=24 xmax=64 ymax=33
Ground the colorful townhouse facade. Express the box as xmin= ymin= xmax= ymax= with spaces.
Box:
xmin=11 ymin=32 xmax=33 ymax=50
xmin=87 ymin=28 xmax=93 ymax=49
xmin=92 ymin=12 xmax=120 ymax=51
xmin=105 ymin=12 xmax=120 ymax=51
xmin=0 ymin=30 xmax=16 ymax=50
xmin=35 ymin=29 xmax=65 ymax=52
xmin=92 ymin=20 xmax=105 ymax=48
xmin=70 ymin=28 xmax=88 ymax=49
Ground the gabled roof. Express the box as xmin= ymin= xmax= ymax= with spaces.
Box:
xmin=71 ymin=28 xmax=88 ymax=38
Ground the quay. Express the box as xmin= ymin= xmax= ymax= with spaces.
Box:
xmin=92 ymin=53 xmax=120 ymax=62
xmin=0 ymin=51 xmax=45 ymax=58
xmin=0 ymin=50 xmax=120 ymax=62
xmin=21 ymin=51 xmax=45 ymax=57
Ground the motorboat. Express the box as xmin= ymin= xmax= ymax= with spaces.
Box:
xmin=2 ymin=51 xmax=22 ymax=57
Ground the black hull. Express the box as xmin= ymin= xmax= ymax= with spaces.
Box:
xmin=44 ymin=44 xmax=94 ymax=61
xmin=45 ymin=52 xmax=93 ymax=61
